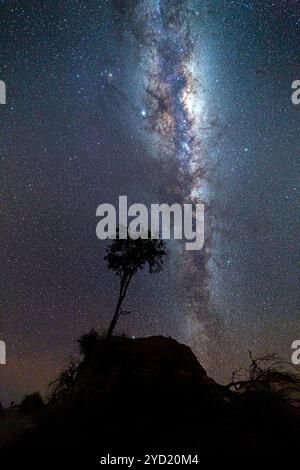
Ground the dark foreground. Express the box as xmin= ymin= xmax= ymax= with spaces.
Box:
xmin=1 ymin=336 xmax=300 ymax=464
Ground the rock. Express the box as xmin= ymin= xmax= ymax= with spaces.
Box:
xmin=3 ymin=335 xmax=300 ymax=459
xmin=32 ymin=336 xmax=227 ymax=453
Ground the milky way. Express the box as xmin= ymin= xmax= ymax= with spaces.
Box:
xmin=137 ymin=1 xmax=204 ymax=175
xmin=130 ymin=0 xmax=218 ymax=363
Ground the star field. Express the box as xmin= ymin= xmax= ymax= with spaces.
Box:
xmin=0 ymin=0 xmax=299 ymax=405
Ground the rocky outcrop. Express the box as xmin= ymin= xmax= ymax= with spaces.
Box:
xmin=44 ymin=336 xmax=226 ymax=451
xmin=2 ymin=335 xmax=300 ymax=459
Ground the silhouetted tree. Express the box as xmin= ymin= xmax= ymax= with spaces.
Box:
xmin=104 ymin=232 xmax=166 ymax=338
xmin=226 ymin=351 xmax=300 ymax=408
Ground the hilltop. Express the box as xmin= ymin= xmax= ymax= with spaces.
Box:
xmin=1 ymin=335 xmax=300 ymax=462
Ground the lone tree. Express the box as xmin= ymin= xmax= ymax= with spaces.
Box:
xmin=105 ymin=232 xmax=166 ymax=338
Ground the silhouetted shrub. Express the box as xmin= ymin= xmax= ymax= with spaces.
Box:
xmin=19 ymin=392 xmax=44 ymax=416
xmin=78 ymin=329 xmax=102 ymax=358
xmin=48 ymin=357 xmax=79 ymax=407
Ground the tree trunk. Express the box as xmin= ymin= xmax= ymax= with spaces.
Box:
xmin=106 ymin=272 xmax=134 ymax=338
xmin=106 ymin=295 xmax=123 ymax=338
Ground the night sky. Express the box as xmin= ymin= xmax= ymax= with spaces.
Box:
xmin=0 ymin=0 xmax=299 ymax=405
